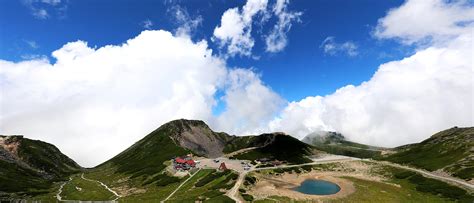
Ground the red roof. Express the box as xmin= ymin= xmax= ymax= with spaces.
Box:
xmin=186 ymin=160 xmax=196 ymax=166
xmin=219 ymin=162 xmax=227 ymax=170
xmin=175 ymin=158 xmax=186 ymax=164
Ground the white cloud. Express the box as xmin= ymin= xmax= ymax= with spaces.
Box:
xmin=320 ymin=36 xmax=358 ymax=57
xmin=168 ymin=5 xmax=203 ymax=37
xmin=41 ymin=0 xmax=61 ymax=6
xmin=24 ymin=40 xmax=39 ymax=49
xmin=374 ymin=0 xmax=474 ymax=45
xmin=265 ymin=0 xmax=302 ymax=53
xmin=0 ymin=30 xmax=279 ymax=167
xmin=214 ymin=69 xmax=285 ymax=135
xmin=213 ymin=0 xmax=268 ymax=57
xmin=269 ymin=0 xmax=473 ymax=147
xmin=213 ymin=0 xmax=301 ymax=57
xmin=142 ymin=19 xmax=153 ymax=29
xmin=21 ymin=0 xmax=67 ymax=19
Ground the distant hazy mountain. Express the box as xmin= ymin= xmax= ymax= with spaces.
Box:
xmin=380 ymin=127 xmax=474 ymax=181
xmin=0 ymin=135 xmax=81 ymax=197
xmin=301 ymin=131 xmax=384 ymax=158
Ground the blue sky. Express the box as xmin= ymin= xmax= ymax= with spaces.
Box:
xmin=1 ymin=0 xmax=410 ymax=101
xmin=1 ymin=0 xmax=472 ymax=166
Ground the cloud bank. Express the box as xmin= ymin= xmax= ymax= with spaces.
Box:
xmin=0 ymin=31 xmax=279 ymax=167
xmin=1 ymin=0 xmax=472 ymax=167
xmin=269 ymin=0 xmax=473 ymax=146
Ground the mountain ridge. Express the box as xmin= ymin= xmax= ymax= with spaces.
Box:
xmin=0 ymin=135 xmax=81 ymax=197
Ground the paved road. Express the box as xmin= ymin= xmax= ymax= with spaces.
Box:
xmin=162 ymin=168 xmax=201 ymax=202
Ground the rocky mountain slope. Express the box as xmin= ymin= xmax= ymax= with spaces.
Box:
xmin=301 ymin=131 xmax=384 ymax=158
xmin=0 ymin=135 xmax=81 ymax=197
xmin=98 ymin=119 xmax=314 ymax=177
xmin=379 ymin=127 xmax=474 ymax=181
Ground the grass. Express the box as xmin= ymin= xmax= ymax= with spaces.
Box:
xmin=311 ymin=143 xmax=382 ymax=159
xmin=329 ymin=177 xmax=452 ymax=203
xmin=232 ymin=134 xmax=313 ymax=164
xmin=81 ymin=164 xmax=188 ymax=201
xmin=251 ymin=162 xmax=472 ymax=203
xmin=389 ymin=169 xmax=473 ymax=202
xmin=101 ymin=127 xmax=191 ymax=178
xmin=379 ymin=127 xmax=473 ymax=180
xmin=167 ymin=169 xmax=238 ymax=202
xmin=0 ymin=136 xmax=80 ymax=198
xmin=60 ymin=174 xmax=116 ymax=201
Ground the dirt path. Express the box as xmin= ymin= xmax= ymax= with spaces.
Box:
xmin=366 ymin=160 xmax=474 ymax=191
xmin=55 ymin=177 xmax=72 ymax=201
xmin=81 ymin=173 xmax=121 ymax=200
xmin=224 ymin=147 xmax=259 ymax=158
xmin=226 ymin=171 xmax=248 ymax=203
xmin=162 ymin=168 xmax=201 ymax=202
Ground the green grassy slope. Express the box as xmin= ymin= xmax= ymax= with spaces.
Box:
xmin=232 ymin=133 xmax=314 ymax=164
xmin=96 ymin=123 xmax=191 ymax=178
xmin=0 ymin=135 xmax=81 ymax=198
xmin=60 ymin=174 xmax=116 ymax=201
xmin=167 ymin=169 xmax=237 ymax=202
xmin=379 ymin=127 xmax=474 ymax=180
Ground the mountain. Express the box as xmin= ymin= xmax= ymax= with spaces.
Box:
xmin=98 ymin=119 xmax=314 ymax=177
xmin=0 ymin=135 xmax=81 ymax=197
xmin=98 ymin=119 xmax=234 ymax=177
xmin=379 ymin=127 xmax=474 ymax=181
xmin=230 ymin=132 xmax=315 ymax=164
xmin=301 ymin=131 xmax=384 ymax=158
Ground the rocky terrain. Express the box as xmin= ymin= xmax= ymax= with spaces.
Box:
xmin=0 ymin=135 xmax=81 ymax=198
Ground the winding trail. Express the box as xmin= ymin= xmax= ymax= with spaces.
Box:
xmin=55 ymin=177 xmax=72 ymax=201
xmin=81 ymin=173 xmax=121 ymax=201
xmin=162 ymin=168 xmax=202 ymax=202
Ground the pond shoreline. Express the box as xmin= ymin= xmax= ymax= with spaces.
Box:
xmin=248 ymin=171 xmax=355 ymax=201
xmin=292 ymin=179 xmax=341 ymax=195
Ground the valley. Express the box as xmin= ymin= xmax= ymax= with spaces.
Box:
xmin=1 ymin=120 xmax=473 ymax=202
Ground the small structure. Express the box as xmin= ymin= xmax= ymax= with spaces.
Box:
xmin=173 ymin=155 xmax=196 ymax=171
xmin=218 ymin=162 xmax=228 ymax=171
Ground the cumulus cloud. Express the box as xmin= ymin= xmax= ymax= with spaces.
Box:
xmin=213 ymin=0 xmax=268 ymax=57
xmin=213 ymin=0 xmax=301 ymax=57
xmin=0 ymin=30 xmax=279 ymax=167
xmin=320 ymin=36 xmax=358 ymax=57
xmin=214 ymin=69 xmax=285 ymax=135
xmin=269 ymin=0 xmax=473 ymax=147
xmin=374 ymin=0 xmax=474 ymax=44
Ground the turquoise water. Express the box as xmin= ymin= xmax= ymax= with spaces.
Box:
xmin=293 ymin=179 xmax=341 ymax=195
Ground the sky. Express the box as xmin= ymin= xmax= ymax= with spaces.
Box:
xmin=0 ymin=0 xmax=473 ymax=167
